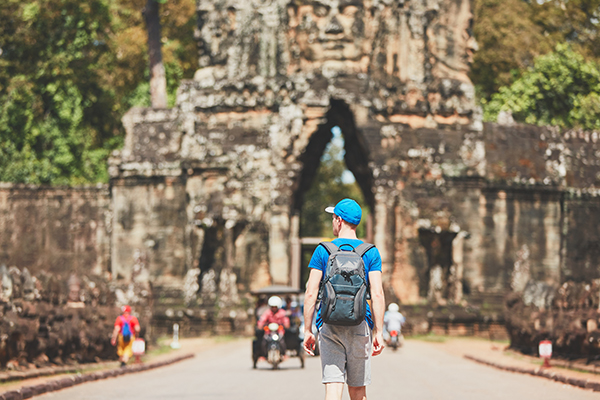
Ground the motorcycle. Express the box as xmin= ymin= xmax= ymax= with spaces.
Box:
xmin=388 ymin=330 xmax=402 ymax=351
xmin=255 ymin=323 xmax=285 ymax=369
xmin=250 ymin=285 xmax=305 ymax=370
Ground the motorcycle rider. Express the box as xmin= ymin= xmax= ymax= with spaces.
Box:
xmin=258 ymin=296 xmax=291 ymax=330
xmin=383 ymin=303 xmax=405 ymax=344
xmin=257 ymin=296 xmax=290 ymax=355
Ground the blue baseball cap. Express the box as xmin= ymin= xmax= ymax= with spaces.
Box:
xmin=325 ymin=198 xmax=362 ymax=225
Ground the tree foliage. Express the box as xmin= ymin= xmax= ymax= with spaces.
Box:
xmin=0 ymin=0 xmax=122 ymax=184
xmin=1 ymin=0 xmax=598 ymax=184
xmin=483 ymin=44 xmax=600 ymax=130
xmin=471 ymin=0 xmax=600 ymax=101
xmin=529 ymin=0 xmax=600 ymax=61
xmin=112 ymin=0 xmax=196 ymax=109
xmin=0 ymin=0 xmax=196 ymax=184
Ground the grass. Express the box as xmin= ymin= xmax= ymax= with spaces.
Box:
xmin=503 ymin=349 xmax=532 ymax=362
xmin=553 ymin=364 xmax=596 ymax=375
xmin=407 ymin=333 xmax=510 ymax=345
xmin=457 ymin=336 xmax=509 ymax=345
xmin=214 ymin=335 xmax=237 ymax=343
xmin=145 ymin=336 xmax=177 ymax=358
xmin=407 ymin=333 xmax=448 ymax=343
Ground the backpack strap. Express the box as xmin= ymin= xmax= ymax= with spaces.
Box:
xmin=354 ymin=242 xmax=375 ymax=300
xmin=319 ymin=242 xmax=338 ymax=254
xmin=320 ymin=241 xmax=374 ymax=256
xmin=317 ymin=242 xmax=338 ymax=301
xmin=354 ymin=242 xmax=375 ymax=257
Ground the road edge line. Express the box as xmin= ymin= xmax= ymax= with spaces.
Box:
xmin=0 ymin=353 xmax=195 ymax=400
xmin=464 ymin=354 xmax=600 ymax=392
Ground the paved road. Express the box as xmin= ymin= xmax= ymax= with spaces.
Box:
xmin=37 ymin=339 xmax=599 ymax=400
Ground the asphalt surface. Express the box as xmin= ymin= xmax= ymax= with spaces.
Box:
xmin=36 ymin=339 xmax=600 ymax=400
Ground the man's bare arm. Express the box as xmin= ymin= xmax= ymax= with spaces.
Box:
xmin=303 ymin=268 xmax=322 ymax=355
xmin=111 ymin=325 xmax=120 ymax=346
xmin=369 ymin=270 xmax=385 ymax=355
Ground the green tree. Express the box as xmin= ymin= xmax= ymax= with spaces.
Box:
xmin=144 ymin=0 xmax=167 ymax=108
xmin=529 ymin=0 xmax=600 ymax=60
xmin=299 ymin=138 xmax=369 ymax=286
xmin=112 ymin=0 xmax=196 ymax=109
xmin=471 ymin=0 xmax=553 ymax=100
xmin=471 ymin=0 xmax=600 ymax=101
xmin=483 ymin=44 xmax=600 ymax=130
xmin=0 ymin=0 xmax=197 ymax=184
xmin=0 ymin=0 xmax=121 ymax=184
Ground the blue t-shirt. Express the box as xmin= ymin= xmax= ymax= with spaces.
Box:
xmin=308 ymin=238 xmax=382 ymax=330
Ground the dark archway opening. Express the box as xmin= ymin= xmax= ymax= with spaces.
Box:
xmin=197 ymin=220 xmax=225 ymax=293
xmin=417 ymin=228 xmax=457 ymax=301
xmin=195 ymin=218 xmax=248 ymax=296
xmin=292 ymin=99 xmax=374 ymax=213
xmin=291 ymin=99 xmax=375 ymax=288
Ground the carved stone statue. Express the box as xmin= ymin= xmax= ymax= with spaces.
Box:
xmin=8 ymin=267 xmax=21 ymax=299
xmin=288 ymin=0 xmax=369 ymax=74
xmin=21 ymin=268 xmax=35 ymax=301
xmin=0 ymin=265 xmax=12 ymax=303
xmin=67 ymin=274 xmax=81 ymax=303
xmin=200 ymin=269 xmax=218 ymax=303
xmin=195 ymin=0 xmax=478 ymax=113
xmin=426 ymin=0 xmax=478 ymax=83
xmin=218 ymin=268 xmax=239 ymax=306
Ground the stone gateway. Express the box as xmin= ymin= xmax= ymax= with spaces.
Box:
xmin=108 ymin=0 xmax=600 ymax=308
xmin=0 ymin=0 xmax=599 ymax=367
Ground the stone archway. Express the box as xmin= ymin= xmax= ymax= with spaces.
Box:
xmin=292 ymin=99 xmax=375 ymax=215
xmin=111 ymin=0 xmax=483 ymax=302
xmin=109 ymin=0 xmax=600 ymax=313
xmin=288 ymin=99 xmax=376 ymax=288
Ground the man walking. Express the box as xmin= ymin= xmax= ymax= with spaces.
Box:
xmin=303 ymin=198 xmax=385 ymax=400
xmin=111 ymin=305 xmax=141 ymax=367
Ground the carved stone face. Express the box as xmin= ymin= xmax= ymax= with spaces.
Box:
xmin=427 ymin=0 xmax=478 ymax=83
xmin=288 ymin=0 xmax=368 ymax=72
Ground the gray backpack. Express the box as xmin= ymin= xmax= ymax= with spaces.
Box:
xmin=317 ymin=242 xmax=375 ymax=326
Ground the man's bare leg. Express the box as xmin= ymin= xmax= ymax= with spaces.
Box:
xmin=348 ymin=386 xmax=366 ymax=400
xmin=325 ymin=383 xmax=344 ymax=400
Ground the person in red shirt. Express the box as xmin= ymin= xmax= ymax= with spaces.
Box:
xmin=256 ymin=296 xmax=290 ymax=358
xmin=111 ymin=305 xmax=141 ymax=367
xmin=257 ymin=296 xmax=290 ymax=330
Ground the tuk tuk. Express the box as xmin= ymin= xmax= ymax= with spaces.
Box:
xmin=251 ymin=285 xmax=305 ymax=369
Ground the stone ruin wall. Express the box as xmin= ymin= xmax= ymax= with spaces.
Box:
xmin=108 ymin=0 xmax=600 ymax=334
xmin=0 ymin=184 xmax=111 ymax=277
xmin=0 ymin=185 xmax=157 ymax=369
xmin=110 ymin=0 xmax=479 ymax=294
xmin=1 ymin=0 xmax=600 ymax=358
xmin=504 ymin=279 xmax=600 ymax=361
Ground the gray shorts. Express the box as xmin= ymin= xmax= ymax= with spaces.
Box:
xmin=318 ymin=321 xmax=372 ymax=387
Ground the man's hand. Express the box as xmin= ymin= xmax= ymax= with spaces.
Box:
xmin=372 ymin=330 xmax=385 ymax=356
xmin=111 ymin=337 xmax=117 ymax=346
xmin=303 ymin=331 xmax=316 ymax=356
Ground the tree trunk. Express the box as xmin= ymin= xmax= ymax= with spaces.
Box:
xmin=144 ymin=0 xmax=168 ymax=108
